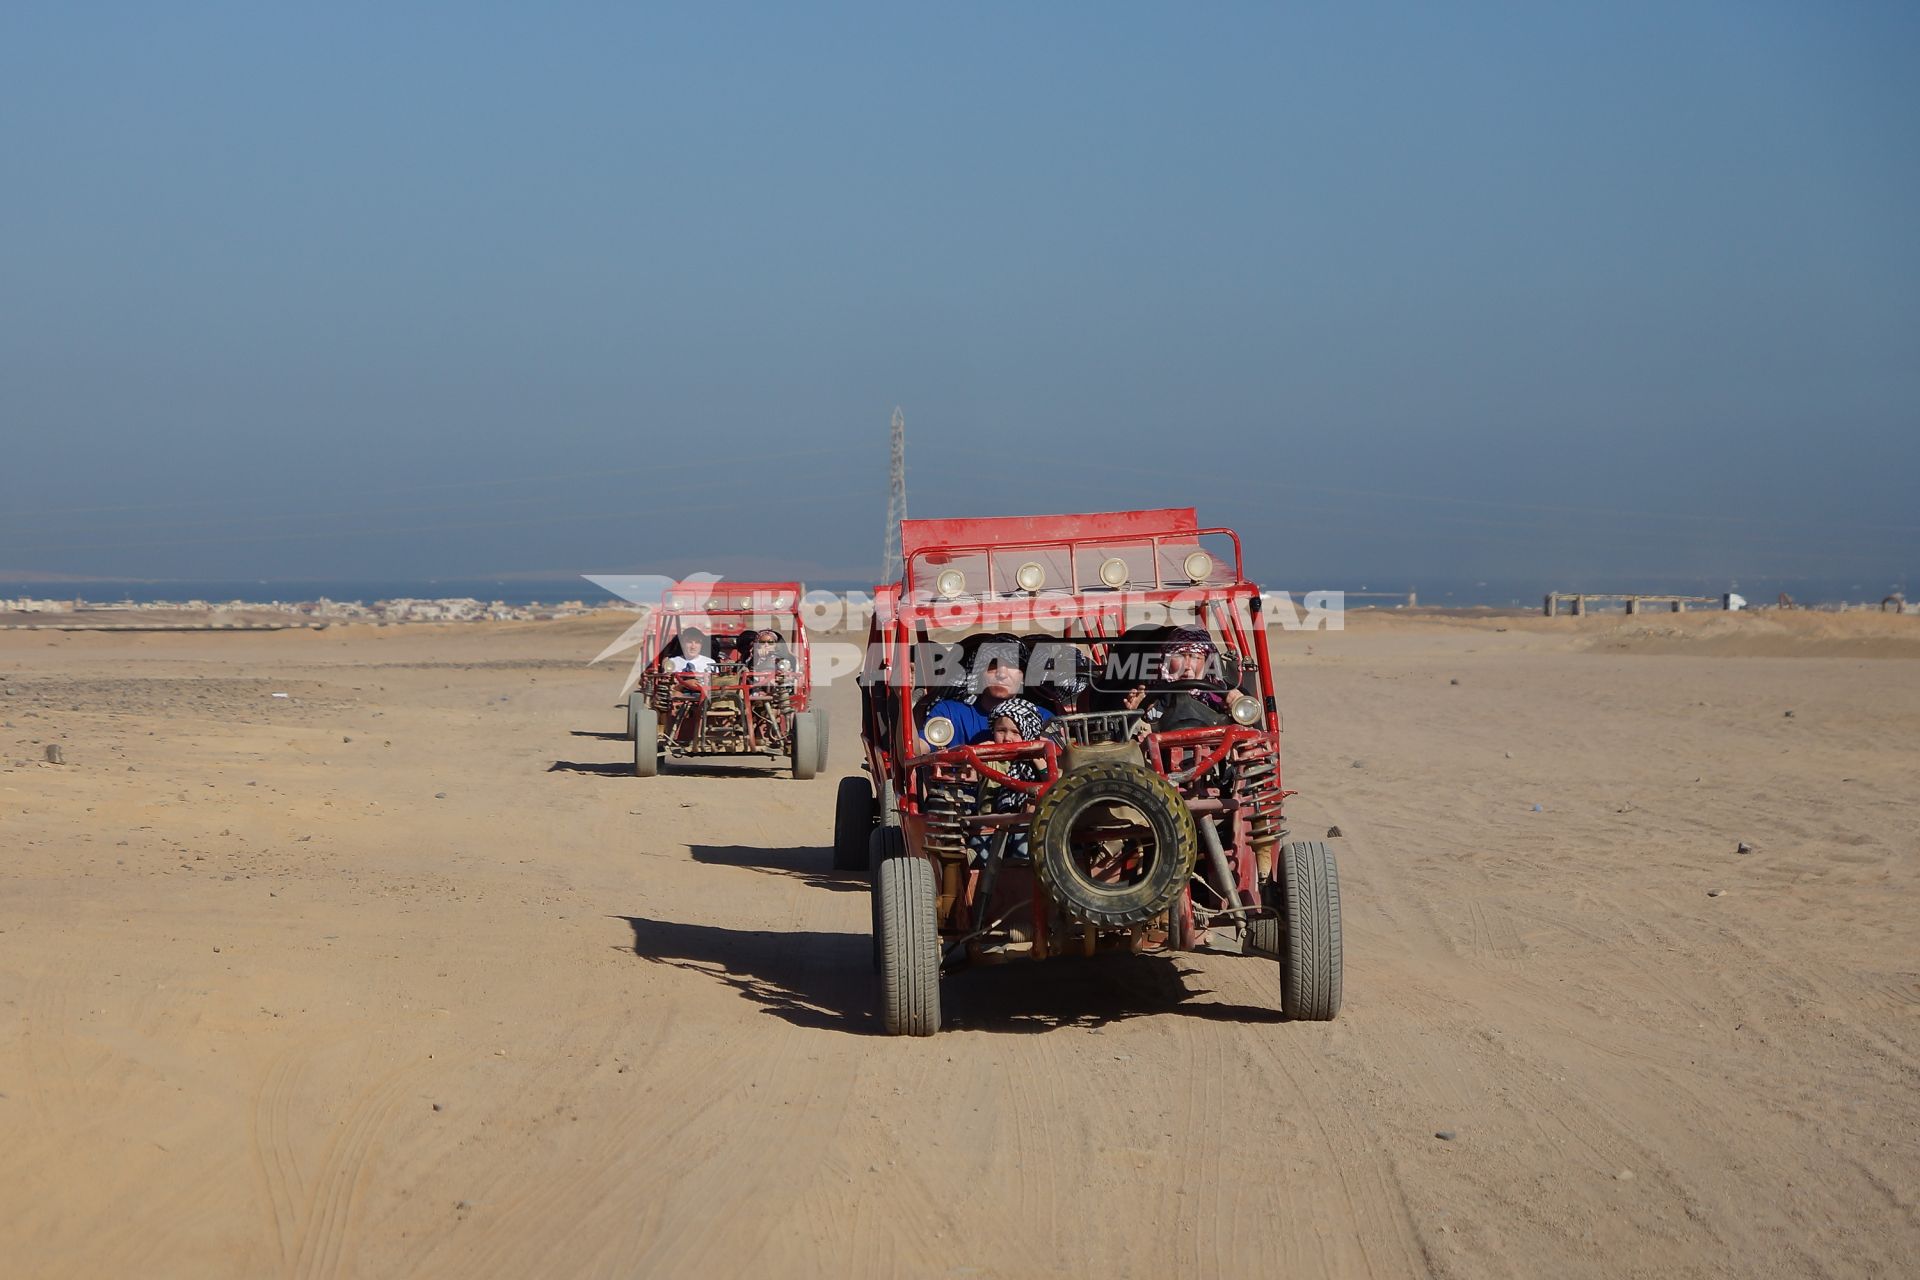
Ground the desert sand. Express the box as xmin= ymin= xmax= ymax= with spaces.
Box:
xmin=2 ymin=610 xmax=1916 ymax=1278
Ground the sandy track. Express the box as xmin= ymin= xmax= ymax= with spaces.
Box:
xmin=1 ymin=613 xmax=1915 ymax=1278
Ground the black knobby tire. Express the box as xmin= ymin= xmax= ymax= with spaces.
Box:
xmin=789 ymin=712 xmax=818 ymax=780
xmin=876 ymin=851 xmax=940 ymax=1036
xmin=1028 ymin=760 xmax=1197 ymax=929
xmin=1278 ymin=840 xmax=1342 ymax=1020
xmin=832 ymin=775 xmax=873 ymax=872
xmin=632 ymin=708 xmax=659 ymax=778
xmin=627 ymin=690 xmax=646 ymax=740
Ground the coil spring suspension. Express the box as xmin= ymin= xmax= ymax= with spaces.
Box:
xmin=920 ymin=779 xmax=971 ymax=862
xmin=1231 ymin=738 xmax=1284 ymax=850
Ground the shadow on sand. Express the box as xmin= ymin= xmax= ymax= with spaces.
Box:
xmin=569 ymin=729 xmax=629 ymax=741
xmin=652 ymin=760 xmax=787 ymax=779
xmin=548 ymin=759 xmax=632 ymax=777
xmin=617 ymin=915 xmax=874 ymax=1034
xmin=546 ymin=747 xmax=785 ymax=779
xmin=613 ymin=913 xmax=1283 ymax=1035
xmin=945 ymin=954 xmax=1285 ymax=1033
xmin=690 ymin=844 xmax=865 ymax=894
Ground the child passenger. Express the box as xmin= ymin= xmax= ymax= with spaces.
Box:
xmin=972 ymin=696 xmax=1049 ymax=865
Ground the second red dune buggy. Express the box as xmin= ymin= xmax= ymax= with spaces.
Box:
xmin=623 ymin=581 xmax=824 ymax=779
xmin=836 ymin=509 xmax=1342 ymax=1035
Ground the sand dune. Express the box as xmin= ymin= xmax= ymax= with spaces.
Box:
xmin=1 ymin=612 xmax=1915 ymax=1277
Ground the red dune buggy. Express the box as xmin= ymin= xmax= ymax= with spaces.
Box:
xmin=624 ymin=581 xmax=824 ymax=779
xmin=835 ymin=509 xmax=1341 ymax=1035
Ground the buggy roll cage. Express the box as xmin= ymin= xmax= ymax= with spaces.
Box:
xmin=862 ymin=510 xmax=1282 ymax=809
xmin=638 ymin=580 xmax=811 ymax=713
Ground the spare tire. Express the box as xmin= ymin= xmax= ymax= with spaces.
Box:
xmin=1029 ymin=759 xmax=1197 ymax=928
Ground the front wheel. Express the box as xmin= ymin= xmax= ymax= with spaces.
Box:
xmin=876 ymin=850 xmax=940 ymax=1036
xmin=626 ymin=690 xmax=646 ymax=740
xmin=1276 ymin=840 xmax=1342 ymax=1020
xmin=632 ymin=708 xmax=659 ymax=778
xmin=832 ymin=775 xmax=873 ymax=872
xmin=789 ymin=712 xmax=819 ymax=780
xmin=812 ymin=708 xmax=830 ymax=774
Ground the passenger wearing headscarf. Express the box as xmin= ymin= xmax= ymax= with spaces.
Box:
xmin=972 ymin=695 xmax=1050 ymax=864
xmin=986 ymin=696 xmax=1048 ymax=780
xmin=1125 ymin=626 xmax=1233 ymax=730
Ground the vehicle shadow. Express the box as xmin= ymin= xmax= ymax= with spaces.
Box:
xmin=548 ymin=760 xmax=632 ymax=777
xmin=615 ymin=913 xmax=1284 ymax=1036
xmin=690 ymin=844 xmax=865 ymax=893
xmin=944 ymin=954 xmax=1286 ymax=1033
xmin=615 ymin=915 xmax=875 ymax=1035
xmin=570 ymin=729 xmax=628 ymax=741
xmin=657 ymin=761 xmax=787 ymax=779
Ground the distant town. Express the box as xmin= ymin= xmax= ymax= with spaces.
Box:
xmin=0 ymin=595 xmax=627 ymax=627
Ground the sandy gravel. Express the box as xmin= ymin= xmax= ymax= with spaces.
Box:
xmin=1 ymin=611 xmax=1915 ymax=1278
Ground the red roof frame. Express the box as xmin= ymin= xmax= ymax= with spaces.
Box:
xmin=662 ymin=580 xmax=803 ymax=596
xmin=657 ymin=580 xmax=806 ymax=617
xmin=899 ymin=508 xmax=1197 ymax=560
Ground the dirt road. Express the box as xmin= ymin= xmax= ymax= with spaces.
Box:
xmin=2 ymin=613 xmax=1915 ymax=1278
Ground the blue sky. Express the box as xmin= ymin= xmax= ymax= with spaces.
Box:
xmin=2 ymin=2 xmax=1915 ymax=593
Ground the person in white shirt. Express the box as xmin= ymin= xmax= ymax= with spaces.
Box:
xmin=664 ymin=627 xmax=718 ymax=674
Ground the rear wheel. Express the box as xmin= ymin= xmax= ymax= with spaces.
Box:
xmin=832 ymin=775 xmax=873 ymax=872
xmin=1164 ymin=887 xmax=1194 ymax=951
xmin=1245 ymin=909 xmax=1281 ymax=958
xmin=789 ymin=712 xmax=818 ymax=780
xmin=1277 ymin=840 xmax=1342 ymax=1020
xmin=632 ymin=708 xmax=659 ymax=778
xmin=876 ymin=852 xmax=940 ymax=1036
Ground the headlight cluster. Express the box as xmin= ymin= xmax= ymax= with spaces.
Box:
xmin=923 ymin=716 xmax=956 ymax=747
xmin=1229 ymin=694 xmax=1262 ymax=726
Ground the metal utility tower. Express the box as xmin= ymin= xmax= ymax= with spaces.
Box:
xmin=882 ymin=405 xmax=908 ymax=583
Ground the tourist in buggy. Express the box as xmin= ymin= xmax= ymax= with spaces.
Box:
xmin=967 ymin=695 xmax=1051 ymax=865
xmin=916 ymin=634 xmax=1054 ymax=749
xmin=744 ymin=627 xmax=796 ymax=674
xmin=1122 ymin=625 xmax=1237 ymax=731
xmin=664 ymin=626 xmax=718 ymax=674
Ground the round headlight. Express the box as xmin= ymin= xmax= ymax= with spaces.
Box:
xmin=1098 ymin=557 xmax=1130 ymax=588
xmin=923 ymin=715 xmax=956 ymax=747
xmin=1229 ymin=694 xmax=1262 ymax=726
xmin=1015 ymin=561 xmax=1046 ymax=592
xmin=1183 ymin=551 xmax=1214 ymax=582
xmin=935 ymin=568 xmax=967 ymax=599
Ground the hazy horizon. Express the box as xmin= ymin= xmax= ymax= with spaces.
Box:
xmin=3 ymin=4 xmax=1916 ymax=591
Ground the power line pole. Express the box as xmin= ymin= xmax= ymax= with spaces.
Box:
xmin=882 ymin=405 xmax=908 ymax=584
